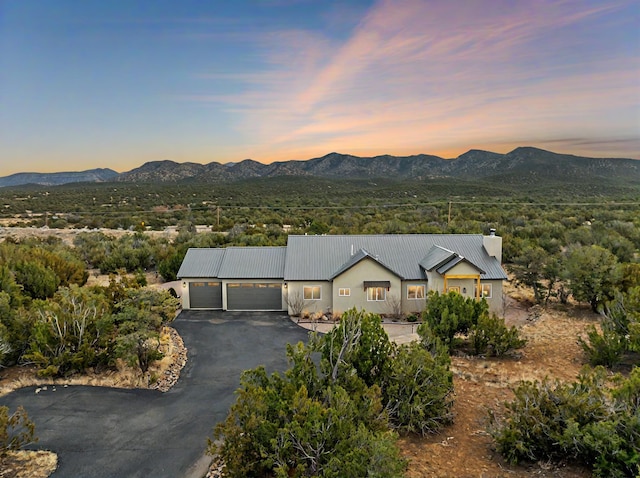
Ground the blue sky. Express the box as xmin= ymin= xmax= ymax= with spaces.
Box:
xmin=1 ymin=0 xmax=638 ymax=175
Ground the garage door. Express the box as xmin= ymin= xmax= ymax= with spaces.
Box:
xmin=227 ymin=283 xmax=283 ymax=310
xmin=189 ymin=281 xmax=222 ymax=309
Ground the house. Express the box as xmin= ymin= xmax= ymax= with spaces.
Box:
xmin=176 ymin=231 xmax=506 ymax=316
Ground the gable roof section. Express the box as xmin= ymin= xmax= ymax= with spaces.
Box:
xmin=177 ymin=248 xmax=226 ymax=278
xmin=177 ymin=246 xmax=286 ymax=279
xmin=329 ymin=248 xmax=402 ymax=280
xmin=217 ymin=247 xmax=286 ymax=279
xmin=284 ymin=234 xmax=506 ymax=281
xmin=420 ymin=245 xmax=485 ymax=275
xmin=435 ymin=256 xmax=485 ymax=275
xmin=420 ymin=245 xmax=457 ymax=271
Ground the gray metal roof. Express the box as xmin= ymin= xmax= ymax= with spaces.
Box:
xmin=177 ymin=246 xmax=286 ymax=279
xmin=329 ymin=248 xmax=401 ymax=280
xmin=436 ymin=256 xmax=485 ymax=275
xmin=284 ymin=234 xmax=506 ymax=281
xmin=177 ymin=248 xmax=226 ymax=278
xmin=420 ymin=245 xmax=456 ymax=271
xmin=217 ymin=247 xmax=286 ymax=279
xmin=178 ymin=234 xmax=507 ymax=282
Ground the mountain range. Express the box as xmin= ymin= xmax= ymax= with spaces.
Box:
xmin=1 ymin=147 xmax=638 ymax=188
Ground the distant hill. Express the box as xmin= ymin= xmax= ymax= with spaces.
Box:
xmin=116 ymin=147 xmax=639 ymax=186
xmin=0 ymin=168 xmax=118 ymax=187
xmin=1 ymin=148 xmax=638 ymax=188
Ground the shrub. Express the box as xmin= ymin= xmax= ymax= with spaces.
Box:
xmin=420 ymin=291 xmax=488 ymax=350
xmin=579 ymin=287 xmax=640 ymax=367
xmin=210 ymin=367 xmax=406 ymax=478
xmin=320 ymin=308 xmax=393 ymax=388
xmin=489 ymin=366 xmax=640 ymax=477
xmin=383 ymin=342 xmax=453 ymax=435
xmin=469 ymin=314 xmax=526 ymax=357
xmin=0 ymin=406 xmax=38 ymax=456
xmin=211 ymin=309 xmax=457 ymax=477
xmin=579 ymin=325 xmax=626 ymax=367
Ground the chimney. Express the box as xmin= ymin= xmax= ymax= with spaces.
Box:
xmin=483 ymin=228 xmax=502 ymax=263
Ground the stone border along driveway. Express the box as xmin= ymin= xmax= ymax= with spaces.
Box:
xmin=0 ymin=311 xmax=310 ymax=478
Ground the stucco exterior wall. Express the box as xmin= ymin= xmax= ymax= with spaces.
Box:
xmin=285 ymin=281 xmax=333 ymax=317
xmin=332 ymin=258 xmax=402 ymax=316
xmin=401 ymin=282 xmax=428 ymax=315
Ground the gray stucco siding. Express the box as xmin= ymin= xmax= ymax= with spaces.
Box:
xmin=285 ymin=281 xmax=333 ymax=317
xmin=331 ymin=257 xmax=402 ymax=316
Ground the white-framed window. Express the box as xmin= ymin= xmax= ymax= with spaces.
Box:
xmin=447 ymin=286 xmax=460 ymax=293
xmin=367 ymin=287 xmax=386 ymax=301
xmin=475 ymin=283 xmax=492 ymax=298
xmin=339 ymin=288 xmax=350 ymax=297
xmin=303 ymin=285 xmax=321 ymax=300
xmin=407 ymin=285 xmax=425 ymax=299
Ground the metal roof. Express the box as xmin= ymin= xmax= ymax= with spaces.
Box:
xmin=284 ymin=234 xmax=506 ymax=281
xmin=436 ymin=256 xmax=485 ymax=275
xmin=178 ymin=234 xmax=507 ymax=282
xmin=420 ymin=245 xmax=456 ymax=271
xmin=176 ymin=248 xmax=226 ymax=278
xmin=217 ymin=247 xmax=286 ymax=279
xmin=329 ymin=248 xmax=401 ymax=280
xmin=177 ymin=246 xmax=286 ymax=279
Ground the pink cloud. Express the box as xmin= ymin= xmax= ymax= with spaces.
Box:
xmin=187 ymin=0 xmax=639 ymax=161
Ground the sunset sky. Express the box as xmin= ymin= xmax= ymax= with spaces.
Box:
xmin=1 ymin=0 xmax=638 ymax=176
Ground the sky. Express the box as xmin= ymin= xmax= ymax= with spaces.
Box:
xmin=1 ymin=0 xmax=639 ymax=176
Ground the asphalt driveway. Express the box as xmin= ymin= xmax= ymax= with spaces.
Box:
xmin=0 ymin=311 xmax=310 ymax=477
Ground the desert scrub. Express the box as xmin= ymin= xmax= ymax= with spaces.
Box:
xmin=469 ymin=314 xmax=526 ymax=357
xmin=489 ymin=366 xmax=640 ymax=477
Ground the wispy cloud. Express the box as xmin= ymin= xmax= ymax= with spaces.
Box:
xmin=188 ymin=0 xmax=640 ymax=160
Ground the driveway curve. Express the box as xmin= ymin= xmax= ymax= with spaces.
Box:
xmin=0 ymin=311 xmax=310 ymax=477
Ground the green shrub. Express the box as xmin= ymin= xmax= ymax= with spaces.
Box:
xmin=579 ymin=287 xmax=640 ymax=368
xmin=579 ymin=325 xmax=626 ymax=367
xmin=420 ymin=291 xmax=488 ymax=350
xmin=383 ymin=342 xmax=453 ymax=435
xmin=210 ymin=368 xmax=406 ymax=478
xmin=489 ymin=366 xmax=640 ymax=477
xmin=0 ymin=406 xmax=38 ymax=456
xmin=211 ymin=309 xmax=458 ymax=477
xmin=469 ymin=314 xmax=526 ymax=357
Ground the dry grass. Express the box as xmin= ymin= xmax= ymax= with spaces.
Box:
xmin=0 ymin=327 xmax=181 ymax=397
xmin=0 ymin=451 xmax=57 ymax=478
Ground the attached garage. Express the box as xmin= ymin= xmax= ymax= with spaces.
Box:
xmin=226 ymin=283 xmax=283 ymax=310
xmin=188 ymin=281 xmax=222 ymax=309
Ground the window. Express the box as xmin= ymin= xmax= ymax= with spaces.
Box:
xmin=475 ymin=283 xmax=492 ymax=298
xmin=339 ymin=288 xmax=350 ymax=297
xmin=447 ymin=286 xmax=460 ymax=293
xmin=367 ymin=287 xmax=386 ymax=301
xmin=303 ymin=286 xmax=321 ymax=300
xmin=407 ymin=285 xmax=425 ymax=299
